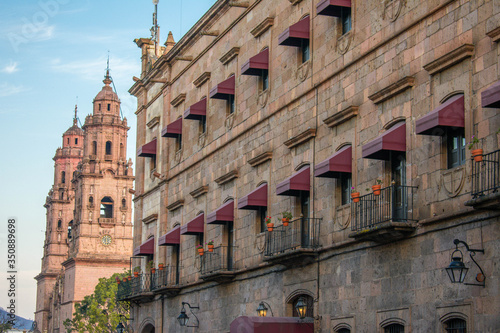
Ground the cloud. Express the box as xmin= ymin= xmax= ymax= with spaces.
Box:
xmin=0 ymin=83 xmax=27 ymax=97
xmin=2 ymin=61 xmax=19 ymax=73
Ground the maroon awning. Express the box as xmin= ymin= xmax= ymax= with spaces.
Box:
xmin=481 ymin=80 xmax=500 ymax=108
xmin=316 ymin=0 xmax=351 ymax=17
xmin=207 ymin=200 xmax=234 ymax=225
xmin=209 ymin=75 xmax=235 ymax=100
xmin=314 ymin=145 xmax=352 ymax=178
xmin=180 ymin=214 xmax=205 ymax=235
xmin=230 ymin=316 xmax=314 ymax=333
xmin=133 ymin=237 xmax=154 ymax=256
xmin=362 ymin=122 xmax=406 ymax=160
xmin=137 ymin=139 xmax=157 ymax=157
xmin=238 ymin=183 xmax=268 ymax=210
xmin=416 ymin=95 xmax=464 ymax=136
xmin=184 ymin=98 xmax=207 ymax=120
xmin=241 ymin=48 xmax=269 ymax=76
xmin=161 ymin=118 xmax=182 ymax=138
xmin=158 ymin=226 xmax=180 ymax=246
xmin=278 ymin=16 xmax=310 ymax=47
xmin=276 ymin=166 xmax=310 ymax=197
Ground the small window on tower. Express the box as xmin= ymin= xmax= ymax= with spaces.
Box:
xmin=75 ymin=138 xmax=78 ymax=145
xmin=122 ymin=199 xmax=126 ymax=209
xmin=61 ymin=171 xmax=66 ymax=184
xmin=106 ymin=141 xmax=112 ymax=155
xmin=67 ymin=138 xmax=70 ymax=144
xmin=99 ymin=104 xmax=101 ymax=111
xmin=92 ymin=141 xmax=97 ymax=155
xmin=107 ymin=104 xmax=111 ymax=111
xmin=57 ymin=220 xmax=62 ymax=229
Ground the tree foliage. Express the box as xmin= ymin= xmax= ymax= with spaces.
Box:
xmin=0 ymin=313 xmax=14 ymax=333
xmin=63 ymin=272 xmax=130 ymax=333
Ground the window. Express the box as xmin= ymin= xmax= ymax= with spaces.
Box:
xmin=341 ymin=7 xmax=352 ymax=34
xmin=92 ymin=141 xmax=97 ymax=155
xmin=99 ymin=104 xmax=101 ymax=111
xmin=260 ymin=69 xmax=269 ymax=91
xmin=61 ymin=171 xmax=66 ymax=184
xmin=121 ymin=199 xmax=126 ymax=209
xmin=301 ymin=39 xmax=310 ymax=63
xmin=57 ymin=220 xmax=62 ymax=229
xmin=447 ymin=128 xmax=466 ymax=169
xmin=150 ymin=155 xmax=156 ymax=171
xmin=337 ymin=329 xmax=350 ymax=333
xmin=444 ymin=318 xmax=466 ymax=333
xmin=107 ymin=103 xmax=111 ymax=111
xmin=89 ymin=196 xmax=94 ymax=206
xmin=67 ymin=138 xmax=70 ymax=144
xmin=75 ymin=138 xmax=78 ymax=145
xmin=176 ymin=135 xmax=182 ymax=151
xmin=199 ymin=116 xmax=207 ymax=134
xmin=105 ymin=141 xmax=112 ymax=155
xmin=340 ymin=173 xmax=352 ymax=205
xmin=291 ymin=294 xmax=314 ymax=318
xmin=100 ymin=197 xmax=113 ymax=218
xmin=259 ymin=207 xmax=268 ymax=233
xmin=67 ymin=226 xmax=72 ymax=239
xmin=227 ymin=95 xmax=235 ymax=115
xmin=384 ymin=324 xmax=404 ymax=333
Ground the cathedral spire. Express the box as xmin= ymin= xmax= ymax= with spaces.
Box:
xmin=103 ymin=53 xmax=112 ymax=86
xmin=73 ymin=104 xmax=78 ymax=126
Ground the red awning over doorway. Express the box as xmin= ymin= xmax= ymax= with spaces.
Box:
xmin=230 ymin=316 xmax=314 ymax=333
xmin=314 ymin=145 xmax=352 ymax=178
xmin=316 ymin=0 xmax=352 ymax=17
xmin=161 ymin=118 xmax=182 ymax=138
xmin=180 ymin=214 xmax=205 ymax=235
xmin=133 ymin=237 xmax=154 ymax=256
xmin=276 ymin=167 xmax=310 ymax=196
xmin=238 ymin=183 xmax=268 ymax=210
xmin=137 ymin=139 xmax=157 ymax=157
xmin=207 ymin=200 xmax=234 ymax=224
xmin=241 ymin=48 xmax=269 ymax=76
xmin=209 ymin=75 xmax=235 ymax=100
xmin=184 ymin=98 xmax=207 ymax=120
xmin=362 ymin=122 xmax=406 ymax=160
xmin=278 ymin=16 xmax=310 ymax=47
xmin=415 ymin=94 xmax=464 ymax=135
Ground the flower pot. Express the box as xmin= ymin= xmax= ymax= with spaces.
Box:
xmin=208 ymin=244 xmax=214 ymax=252
xmin=282 ymin=218 xmax=289 ymax=226
xmin=198 ymin=248 xmax=204 ymax=256
xmin=351 ymin=192 xmax=360 ymax=203
xmin=471 ymin=149 xmax=483 ymax=162
xmin=372 ymin=184 xmax=381 ymax=196
xmin=116 ymin=279 xmax=121 ymax=285
xmin=127 ymin=276 xmax=131 ymax=281
xmin=151 ymin=268 xmax=156 ymax=274
xmin=267 ymin=223 xmax=274 ymax=232
xmin=158 ymin=264 xmax=164 ymax=271
xmin=134 ymin=272 xmax=139 ymax=277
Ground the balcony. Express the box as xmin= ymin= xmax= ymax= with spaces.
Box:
xmin=264 ymin=217 xmax=321 ymax=267
xmin=200 ymin=246 xmax=235 ymax=283
xmin=151 ymin=266 xmax=181 ymax=297
xmin=98 ymin=217 xmax=115 ymax=227
xmin=116 ymin=274 xmax=154 ymax=302
xmin=349 ymin=185 xmax=417 ymax=243
xmin=466 ymin=149 xmax=500 ymax=210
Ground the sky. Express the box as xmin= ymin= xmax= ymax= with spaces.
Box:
xmin=0 ymin=0 xmax=216 ymax=320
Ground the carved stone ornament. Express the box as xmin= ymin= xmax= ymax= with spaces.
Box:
xmin=254 ymin=232 xmax=265 ymax=253
xmin=438 ymin=166 xmax=466 ymax=198
xmin=335 ymin=204 xmax=351 ymax=230
xmin=258 ymin=89 xmax=270 ymax=107
xmin=225 ymin=113 xmax=235 ymax=130
xmin=297 ymin=60 xmax=311 ymax=82
xmin=174 ymin=149 xmax=183 ymax=164
xmin=198 ymin=132 xmax=207 ymax=147
xmin=383 ymin=0 xmax=405 ymax=22
xmin=337 ymin=30 xmax=353 ymax=55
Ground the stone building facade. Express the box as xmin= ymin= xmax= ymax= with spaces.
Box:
xmin=34 ymin=72 xmax=134 ymax=333
xmin=122 ymin=0 xmax=500 ymax=332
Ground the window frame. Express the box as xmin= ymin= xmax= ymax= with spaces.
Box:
xmin=446 ymin=127 xmax=466 ymax=169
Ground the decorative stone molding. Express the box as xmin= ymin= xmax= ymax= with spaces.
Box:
xmin=486 ymin=26 xmax=500 ymax=43
xmin=248 ymin=151 xmax=273 ymax=167
xmin=193 ymin=72 xmax=211 ymax=88
xmin=335 ymin=205 xmax=351 ymax=230
xmin=174 ymin=56 xmax=193 ymax=61
xmin=200 ymin=30 xmax=219 ymax=36
xmin=251 ymin=17 xmax=274 ymax=38
xmin=383 ymin=0 xmax=405 ymax=22
xmin=171 ymin=93 xmax=186 ymax=107
xmin=257 ymin=89 xmax=270 ymax=107
xmin=439 ymin=166 xmax=465 ymax=198
xmin=423 ymin=44 xmax=475 ymax=75
xmin=253 ymin=232 xmax=265 ymax=253
xmin=323 ymin=105 xmax=359 ymax=128
xmin=368 ymin=76 xmax=415 ymax=104
xmin=219 ymin=47 xmax=240 ymax=65
xmin=174 ymin=149 xmax=183 ymax=164
xmin=190 ymin=185 xmax=208 ymax=198
xmin=167 ymin=199 xmax=185 ymax=211
xmin=198 ymin=132 xmax=207 ymax=147
xmin=229 ymin=1 xmax=249 ymax=8
xmin=288 ymin=0 xmax=303 ymax=5
xmin=296 ymin=60 xmax=311 ymax=82
xmin=146 ymin=116 xmax=160 ymax=129
xmin=225 ymin=113 xmax=235 ymax=130
xmin=337 ymin=30 xmax=353 ymax=55
xmin=284 ymin=128 xmax=316 ymax=149
xmin=215 ymin=169 xmax=239 ymax=185
xmin=142 ymin=214 xmax=158 ymax=224
xmin=98 ymin=217 xmax=116 ymax=228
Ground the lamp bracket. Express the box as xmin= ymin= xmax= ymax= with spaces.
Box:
xmin=260 ymin=301 xmax=274 ymax=317
xmin=182 ymin=302 xmax=200 ymax=327
xmin=453 ymin=239 xmax=485 ymax=287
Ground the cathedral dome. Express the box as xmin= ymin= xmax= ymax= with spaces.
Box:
xmin=93 ymin=69 xmax=120 ymax=103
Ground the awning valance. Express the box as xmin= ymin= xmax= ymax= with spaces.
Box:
xmin=158 ymin=226 xmax=180 ymax=246
xmin=137 ymin=139 xmax=157 ymax=157
xmin=238 ymin=183 xmax=268 ymax=210
xmin=481 ymin=80 xmax=500 ymax=108
xmin=314 ymin=145 xmax=352 ymax=178
xmin=362 ymin=122 xmax=406 ymax=160
xmin=278 ymin=16 xmax=310 ymax=47
xmin=180 ymin=214 xmax=205 ymax=235
xmin=184 ymin=98 xmax=207 ymax=120
xmin=276 ymin=166 xmax=310 ymax=197
xmin=207 ymin=200 xmax=234 ymax=225
xmin=241 ymin=48 xmax=269 ymax=76
xmin=133 ymin=237 xmax=154 ymax=256
xmin=209 ymin=75 xmax=235 ymax=100
xmin=316 ymin=0 xmax=351 ymax=17
xmin=230 ymin=316 xmax=314 ymax=333
xmin=416 ymin=95 xmax=464 ymax=136
xmin=161 ymin=118 xmax=182 ymax=138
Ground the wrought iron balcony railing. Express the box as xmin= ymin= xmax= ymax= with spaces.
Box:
xmin=117 ymin=280 xmax=132 ymax=301
xmin=151 ymin=266 xmax=179 ymax=290
xmin=471 ymin=149 xmax=500 ymax=199
xmin=264 ymin=217 xmax=321 ymax=257
xmin=200 ymin=245 xmax=233 ymax=276
xmin=129 ymin=273 xmax=152 ymax=296
xmin=351 ymin=185 xmax=417 ymax=232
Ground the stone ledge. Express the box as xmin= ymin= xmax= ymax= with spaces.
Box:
xmin=200 ymin=271 xmax=236 ymax=283
xmin=464 ymin=192 xmax=500 ymax=211
xmin=215 ymin=169 xmax=239 ymax=185
xmin=167 ymin=199 xmax=185 ymax=211
xmin=200 ymin=30 xmax=219 ymax=36
xmin=190 ymin=185 xmax=209 ymax=198
xmin=423 ymin=44 xmax=475 ymax=75
xmin=323 ymin=105 xmax=359 ymax=128
xmin=263 ymin=248 xmax=318 ymax=268
xmin=170 ymin=93 xmax=186 ymax=107
xmin=349 ymin=221 xmax=416 ymax=243
xmin=193 ymin=72 xmax=211 ymax=88
xmin=147 ymin=116 xmax=160 ymax=129
xmin=368 ymin=76 xmax=415 ymax=104
xmin=219 ymin=47 xmax=240 ymax=65
xmin=284 ymin=128 xmax=316 ymax=149
xmin=153 ymin=286 xmax=181 ymax=297
xmin=248 ymin=151 xmax=273 ymax=167
xmin=251 ymin=17 xmax=274 ymax=38
xmin=142 ymin=214 xmax=158 ymax=224
xmin=229 ymin=1 xmax=249 ymax=7
xmin=486 ymin=26 xmax=500 ymax=43
xmin=174 ymin=56 xmax=193 ymax=62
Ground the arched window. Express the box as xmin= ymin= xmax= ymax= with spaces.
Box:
xmin=120 ymin=143 xmax=125 ymax=159
xmin=61 ymin=171 xmax=66 ymax=184
xmin=105 ymin=141 xmax=112 ymax=155
xmin=291 ymin=294 xmax=314 ymax=318
xmin=75 ymin=138 xmax=78 ymax=145
xmin=100 ymin=196 xmax=113 ymax=218
xmin=122 ymin=198 xmax=126 ymax=209
xmin=92 ymin=141 xmax=97 ymax=155
xmin=384 ymin=323 xmax=404 ymax=333
xmin=337 ymin=329 xmax=350 ymax=333
xmin=89 ymin=196 xmax=94 ymax=206
xmin=57 ymin=220 xmax=62 ymax=229
xmin=444 ymin=318 xmax=466 ymax=333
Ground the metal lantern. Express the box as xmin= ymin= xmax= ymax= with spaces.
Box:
xmin=295 ymin=297 xmax=307 ymax=319
xmin=446 ymin=249 xmax=469 ymax=283
xmin=116 ymin=322 xmax=125 ymax=333
xmin=256 ymin=302 xmax=268 ymax=317
xmin=177 ymin=308 xmax=189 ymax=327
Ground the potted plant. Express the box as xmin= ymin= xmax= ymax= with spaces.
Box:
xmin=158 ymin=263 xmax=164 ymax=271
xmin=281 ymin=211 xmax=292 ymax=226
xmin=146 ymin=261 xmax=155 ymax=274
xmin=468 ymin=135 xmax=483 ymax=162
xmin=207 ymin=240 xmax=214 ymax=252
xmin=196 ymin=244 xmax=204 ymax=256
xmin=372 ymin=179 xmax=382 ymax=196
xmin=265 ymin=216 xmax=274 ymax=232
xmin=116 ymin=277 xmax=121 ymax=285
xmin=133 ymin=266 xmax=141 ymax=277
xmin=351 ymin=187 xmax=360 ymax=203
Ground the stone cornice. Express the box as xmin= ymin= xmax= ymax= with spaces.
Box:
xmin=175 ymin=56 xmax=193 ymax=62
xmin=229 ymin=1 xmax=249 ymax=7
xmin=215 ymin=169 xmax=238 ymax=185
xmin=368 ymin=76 xmax=415 ymax=104
xmin=147 ymin=116 xmax=160 ymax=129
xmin=323 ymin=106 xmax=359 ymax=128
xmin=219 ymin=47 xmax=240 ymax=65
xmin=142 ymin=214 xmax=158 ymax=224
xmin=248 ymin=151 xmax=273 ymax=167
xmin=193 ymin=72 xmax=211 ymax=88
xmin=423 ymin=44 xmax=475 ymax=75
xmin=171 ymin=93 xmax=186 ymax=107
xmin=486 ymin=26 xmax=500 ymax=43
xmin=288 ymin=0 xmax=303 ymax=4
xmin=166 ymin=199 xmax=185 ymax=211
xmin=251 ymin=17 xmax=274 ymax=38
xmin=284 ymin=128 xmax=316 ymax=149
xmin=200 ymin=30 xmax=219 ymax=37
xmin=190 ymin=185 xmax=209 ymax=198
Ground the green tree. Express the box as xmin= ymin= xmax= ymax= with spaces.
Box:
xmin=63 ymin=272 xmax=130 ymax=333
xmin=0 ymin=313 xmax=14 ymax=333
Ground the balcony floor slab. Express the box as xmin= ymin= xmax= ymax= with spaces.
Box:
xmin=349 ymin=221 xmax=416 ymax=243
